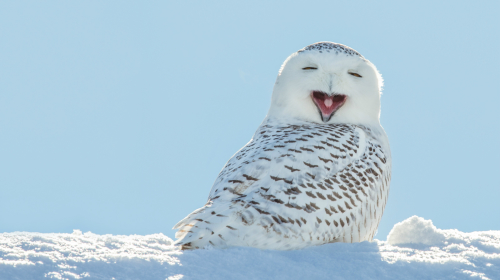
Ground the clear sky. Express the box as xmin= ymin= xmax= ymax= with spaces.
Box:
xmin=1 ymin=1 xmax=499 ymax=240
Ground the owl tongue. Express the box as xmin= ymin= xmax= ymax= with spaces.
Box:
xmin=311 ymin=91 xmax=347 ymax=122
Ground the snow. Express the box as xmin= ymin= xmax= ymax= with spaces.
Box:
xmin=387 ymin=215 xmax=446 ymax=246
xmin=1 ymin=216 xmax=499 ymax=280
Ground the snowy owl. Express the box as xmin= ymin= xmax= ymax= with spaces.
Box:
xmin=173 ymin=42 xmax=391 ymax=250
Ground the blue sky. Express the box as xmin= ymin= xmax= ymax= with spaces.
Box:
xmin=1 ymin=1 xmax=498 ymax=240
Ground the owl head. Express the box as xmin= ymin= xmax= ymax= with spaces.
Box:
xmin=268 ymin=42 xmax=383 ymax=125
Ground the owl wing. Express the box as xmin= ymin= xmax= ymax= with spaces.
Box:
xmin=173 ymin=123 xmax=391 ymax=249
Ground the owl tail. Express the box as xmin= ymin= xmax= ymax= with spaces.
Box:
xmin=172 ymin=203 xmax=241 ymax=250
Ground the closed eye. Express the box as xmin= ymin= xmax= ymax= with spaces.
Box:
xmin=348 ymin=72 xmax=362 ymax=77
xmin=302 ymin=67 xmax=317 ymax=70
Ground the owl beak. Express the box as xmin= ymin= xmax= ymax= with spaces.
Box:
xmin=311 ymin=91 xmax=347 ymax=122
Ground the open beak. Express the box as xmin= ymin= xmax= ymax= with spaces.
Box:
xmin=311 ymin=91 xmax=347 ymax=122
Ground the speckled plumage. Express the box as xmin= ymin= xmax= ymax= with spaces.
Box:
xmin=298 ymin=42 xmax=363 ymax=58
xmin=174 ymin=42 xmax=391 ymax=250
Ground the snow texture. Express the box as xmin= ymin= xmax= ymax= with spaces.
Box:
xmin=1 ymin=216 xmax=499 ymax=280
xmin=387 ymin=215 xmax=446 ymax=246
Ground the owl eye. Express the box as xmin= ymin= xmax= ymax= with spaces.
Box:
xmin=348 ymin=72 xmax=362 ymax=77
xmin=302 ymin=67 xmax=317 ymax=70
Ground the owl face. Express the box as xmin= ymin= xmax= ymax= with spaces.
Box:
xmin=268 ymin=43 xmax=383 ymax=125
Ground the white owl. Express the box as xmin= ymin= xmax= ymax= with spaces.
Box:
xmin=173 ymin=42 xmax=391 ymax=250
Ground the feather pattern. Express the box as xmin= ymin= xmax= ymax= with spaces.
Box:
xmin=174 ymin=119 xmax=391 ymax=250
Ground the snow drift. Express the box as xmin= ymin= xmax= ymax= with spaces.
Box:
xmin=1 ymin=216 xmax=499 ymax=280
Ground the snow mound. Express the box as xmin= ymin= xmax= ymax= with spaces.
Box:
xmin=387 ymin=215 xmax=446 ymax=246
xmin=0 ymin=231 xmax=181 ymax=279
xmin=1 ymin=216 xmax=499 ymax=280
